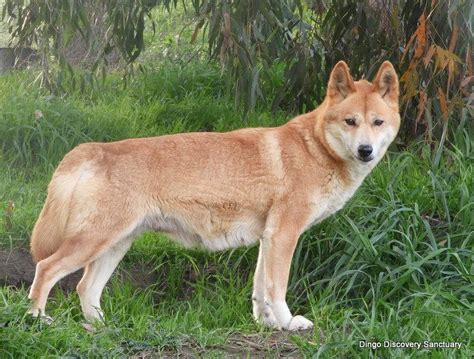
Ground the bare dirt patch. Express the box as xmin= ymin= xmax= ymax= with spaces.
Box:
xmin=215 ymin=331 xmax=308 ymax=357
xmin=0 ymin=246 xmax=159 ymax=292
xmin=132 ymin=331 xmax=312 ymax=358
xmin=0 ymin=247 xmax=82 ymax=291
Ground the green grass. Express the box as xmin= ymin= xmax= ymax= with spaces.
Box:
xmin=0 ymin=65 xmax=473 ymax=358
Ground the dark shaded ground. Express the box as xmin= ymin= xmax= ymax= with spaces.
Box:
xmin=0 ymin=247 xmax=162 ymax=292
xmin=0 ymin=246 xmax=84 ymax=290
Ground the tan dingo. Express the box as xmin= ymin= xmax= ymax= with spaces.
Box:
xmin=28 ymin=61 xmax=400 ymax=331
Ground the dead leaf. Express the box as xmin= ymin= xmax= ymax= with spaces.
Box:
xmin=416 ymin=91 xmax=428 ymax=131
xmin=414 ymin=14 xmax=426 ymax=59
xmin=437 ymin=87 xmax=449 ymax=120
xmin=400 ymin=64 xmax=419 ymax=103
xmin=423 ymin=45 xmax=436 ymax=66
xmin=448 ymin=23 xmax=459 ymax=54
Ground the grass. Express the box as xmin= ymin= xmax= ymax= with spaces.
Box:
xmin=0 ymin=63 xmax=473 ymax=358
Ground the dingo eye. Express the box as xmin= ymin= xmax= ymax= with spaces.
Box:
xmin=374 ymin=119 xmax=384 ymax=126
xmin=345 ymin=118 xmax=356 ymax=126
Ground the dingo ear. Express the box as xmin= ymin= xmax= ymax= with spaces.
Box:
xmin=327 ymin=61 xmax=356 ymax=101
xmin=373 ymin=61 xmax=399 ymax=108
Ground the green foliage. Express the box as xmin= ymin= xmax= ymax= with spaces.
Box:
xmin=191 ymin=0 xmax=304 ymax=111
xmin=3 ymin=1 xmax=472 ymax=140
xmin=1 ymin=0 xmax=174 ymax=91
xmin=168 ymin=0 xmax=446 ymax=136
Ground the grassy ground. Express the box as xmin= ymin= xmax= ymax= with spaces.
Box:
xmin=0 ymin=29 xmax=473 ymax=357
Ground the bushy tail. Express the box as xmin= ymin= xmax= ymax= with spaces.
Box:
xmin=30 ymin=172 xmax=78 ymax=263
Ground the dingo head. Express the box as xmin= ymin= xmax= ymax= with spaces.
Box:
xmin=321 ymin=61 xmax=400 ymax=167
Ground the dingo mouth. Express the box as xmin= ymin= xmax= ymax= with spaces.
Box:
xmin=358 ymin=156 xmax=374 ymax=163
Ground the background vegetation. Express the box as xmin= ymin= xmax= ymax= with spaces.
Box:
xmin=0 ymin=0 xmax=473 ymax=357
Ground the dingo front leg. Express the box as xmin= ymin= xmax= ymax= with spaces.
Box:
xmin=253 ymin=211 xmax=313 ymax=331
xmin=252 ymin=239 xmax=278 ymax=328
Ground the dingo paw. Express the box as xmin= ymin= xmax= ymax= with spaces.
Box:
xmin=253 ymin=305 xmax=280 ymax=329
xmin=286 ymin=315 xmax=313 ymax=331
xmin=28 ymin=308 xmax=54 ymax=325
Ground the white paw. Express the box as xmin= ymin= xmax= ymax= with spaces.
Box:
xmin=253 ymin=304 xmax=279 ymax=329
xmin=28 ymin=309 xmax=54 ymax=325
xmin=28 ymin=307 xmax=39 ymax=317
xmin=286 ymin=315 xmax=313 ymax=331
xmin=83 ymin=308 xmax=104 ymax=323
xmin=81 ymin=322 xmax=100 ymax=332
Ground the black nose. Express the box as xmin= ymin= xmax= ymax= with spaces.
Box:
xmin=358 ymin=145 xmax=373 ymax=158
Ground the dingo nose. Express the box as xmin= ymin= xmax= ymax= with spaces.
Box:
xmin=358 ymin=145 xmax=373 ymax=158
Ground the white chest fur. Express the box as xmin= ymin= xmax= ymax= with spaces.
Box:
xmin=305 ymin=168 xmax=368 ymax=230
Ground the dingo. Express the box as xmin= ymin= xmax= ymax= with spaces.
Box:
xmin=28 ymin=61 xmax=400 ymax=331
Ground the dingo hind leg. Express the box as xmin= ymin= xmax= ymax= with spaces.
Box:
xmin=76 ymin=238 xmax=134 ymax=322
xmin=28 ymin=210 xmax=142 ymax=320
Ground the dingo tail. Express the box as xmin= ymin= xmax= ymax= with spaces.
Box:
xmin=30 ymin=170 xmax=78 ymax=263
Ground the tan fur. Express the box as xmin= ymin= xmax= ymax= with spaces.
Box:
xmin=28 ymin=61 xmax=401 ymax=330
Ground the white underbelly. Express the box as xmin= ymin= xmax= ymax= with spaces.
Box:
xmin=144 ymin=212 xmax=263 ymax=251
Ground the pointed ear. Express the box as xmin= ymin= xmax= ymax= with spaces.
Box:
xmin=373 ymin=61 xmax=399 ymax=108
xmin=327 ymin=61 xmax=356 ymax=101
